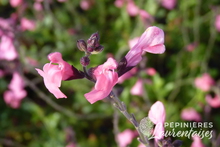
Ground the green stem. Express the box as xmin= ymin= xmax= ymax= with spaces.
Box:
xmin=109 ymin=92 xmax=150 ymax=147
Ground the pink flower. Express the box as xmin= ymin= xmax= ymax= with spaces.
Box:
xmin=57 ymin=0 xmax=67 ymax=2
xmin=10 ymin=0 xmax=23 ymax=7
xmin=146 ymin=67 xmax=156 ymax=76
xmin=191 ymin=135 xmax=205 ymax=147
xmin=206 ymin=94 xmax=220 ymax=108
xmin=215 ymin=15 xmax=220 ymax=32
xmin=126 ymin=1 xmax=140 ymax=16
xmin=4 ymin=72 xmax=27 ymax=108
xmin=80 ymin=0 xmax=93 ymax=10
xmin=0 ymin=35 xmax=18 ymax=61
xmin=20 ymin=18 xmax=36 ymax=31
xmin=84 ymin=58 xmax=118 ymax=104
xmin=148 ymin=101 xmax=166 ymax=141
xmin=139 ymin=10 xmax=153 ymax=27
xmin=125 ymin=26 xmax=165 ymax=67
xmin=194 ymin=73 xmax=214 ymax=92
xmin=117 ymin=129 xmax=136 ymax=147
xmin=66 ymin=142 xmax=76 ymax=147
xmin=181 ymin=108 xmax=201 ymax=122
xmin=33 ymin=2 xmax=43 ymax=11
xmin=161 ymin=0 xmax=176 ymax=10
xmin=130 ymin=79 xmax=144 ymax=96
xmin=114 ymin=0 xmax=124 ymax=8
xmin=186 ymin=42 xmax=197 ymax=52
xmin=36 ymin=52 xmax=84 ymax=99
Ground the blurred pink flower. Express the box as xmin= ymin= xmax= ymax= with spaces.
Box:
xmin=4 ymin=72 xmax=27 ymax=108
xmin=114 ymin=0 xmax=124 ymax=8
xmin=33 ymin=2 xmax=43 ymax=11
xmin=0 ymin=18 xmax=14 ymax=35
xmin=186 ymin=42 xmax=197 ymax=52
xmin=118 ymin=67 xmax=137 ymax=83
xmin=80 ymin=0 xmax=93 ymax=10
xmin=161 ymin=0 xmax=176 ymax=10
xmin=10 ymin=0 xmax=23 ymax=7
xmin=66 ymin=142 xmax=76 ymax=147
xmin=126 ymin=0 xmax=140 ymax=16
xmin=36 ymin=52 xmax=84 ymax=98
xmin=20 ymin=18 xmax=36 ymax=31
xmin=194 ymin=73 xmax=214 ymax=92
xmin=0 ymin=35 xmax=18 ymax=61
xmin=206 ymin=94 xmax=220 ymax=108
xmin=139 ymin=10 xmax=153 ymax=27
xmin=191 ymin=135 xmax=205 ymax=147
xmin=84 ymin=58 xmax=118 ymax=104
xmin=181 ymin=108 xmax=201 ymax=122
xmin=125 ymin=26 xmax=165 ymax=67
xmin=57 ymin=0 xmax=67 ymax=2
xmin=215 ymin=15 xmax=220 ymax=32
xmin=130 ymin=79 xmax=144 ymax=96
xmin=117 ymin=129 xmax=136 ymax=147
xmin=146 ymin=67 xmax=156 ymax=76
xmin=148 ymin=101 xmax=166 ymax=141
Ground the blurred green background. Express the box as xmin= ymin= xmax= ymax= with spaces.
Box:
xmin=0 ymin=0 xmax=220 ymax=146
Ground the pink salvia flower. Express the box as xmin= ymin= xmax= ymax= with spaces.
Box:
xmin=125 ymin=26 xmax=165 ymax=67
xmin=4 ymin=72 xmax=27 ymax=108
xmin=84 ymin=58 xmax=118 ymax=104
xmin=10 ymin=0 xmax=23 ymax=7
xmin=35 ymin=52 xmax=84 ymax=98
xmin=161 ymin=0 xmax=176 ymax=10
xmin=20 ymin=18 xmax=36 ymax=31
xmin=206 ymin=94 xmax=220 ymax=108
xmin=33 ymin=2 xmax=43 ymax=11
xmin=0 ymin=35 xmax=18 ymax=61
xmin=148 ymin=101 xmax=166 ymax=141
xmin=194 ymin=73 xmax=214 ymax=92
xmin=146 ymin=67 xmax=156 ymax=76
xmin=215 ymin=15 xmax=220 ymax=32
xmin=130 ymin=79 xmax=144 ymax=96
xmin=191 ymin=135 xmax=205 ymax=147
xmin=181 ymin=108 xmax=201 ymax=122
xmin=117 ymin=129 xmax=136 ymax=147
xmin=114 ymin=0 xmax=124 ymax=8
xmin=126 ymin=0 xmax=140 ymax=16
xmin=80 ymin=0 xmax=93 ymax=10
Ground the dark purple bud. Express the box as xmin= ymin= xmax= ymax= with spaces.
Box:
xmin=91 ymin=45 xmax=104 ymax=54
xmin=80 ymin=56 xmax=90 ymax=66
xmin=87 ymin=46 xmax=95 ymax=52
xmin=117 ymin=57 xmax=134 ymax=77
xmin=87 ymin=32 xmax=100 ymax=53
xmin=64 ymin=65 xmax=85 ymax=80
xmin=77 ymin=39 xmax=87 ymax=52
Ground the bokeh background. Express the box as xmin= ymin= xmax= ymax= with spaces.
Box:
xmin=0 ymin=0 xmax=220 ymax=146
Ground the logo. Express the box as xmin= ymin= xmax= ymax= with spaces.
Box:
xmin=139 ymin=117 xmax=213 ymax=140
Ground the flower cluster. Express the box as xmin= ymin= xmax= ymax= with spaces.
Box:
xmin=36 ymin=26 xmax=165 ymax=104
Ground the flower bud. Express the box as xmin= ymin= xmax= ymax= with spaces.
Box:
xmin=80 ymin=56 xmax=90 ymax=66
xmin=91 ymin=45 xmax=104 ymax=54
xmin=77 ymin=39 xmax=87 ymax=52
xmin=87 ymin=32 xmax=100 ymax=52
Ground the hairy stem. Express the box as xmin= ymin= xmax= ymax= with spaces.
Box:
xmin=109 ymin=92 xmax=150 ymax=147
